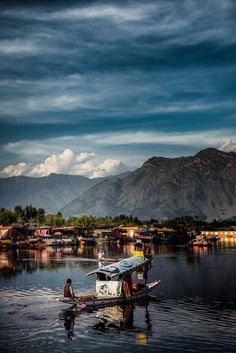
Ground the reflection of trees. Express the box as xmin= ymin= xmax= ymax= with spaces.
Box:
xmin=0 ymin=246 xmax=100 ymax=279
xmin=38 ymin=262 xmax=66 ymax=271
xmin=0 ymin=250 xmax=24 ymax=279
xmin=0 ymin=267 xmax=22 ymax=280
xmin=0 ymin=248 xmax=68 ymax=278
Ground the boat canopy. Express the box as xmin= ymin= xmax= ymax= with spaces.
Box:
xmin=86 ymin=256 xmax=150 ymax=279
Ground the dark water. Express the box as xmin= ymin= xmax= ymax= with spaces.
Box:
xmin=0 ymin=240 xmax=236 ymax=353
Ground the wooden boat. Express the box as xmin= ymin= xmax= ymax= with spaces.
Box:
xmin=59 ymin=280 xmax=160 ymax=307
xmin=0 ymin=239 xmax=13 ymax=249
xmin=97 ymin=250 xmax=120 ymax=263
xmin=188 ymin=238 xmax=213 ymax=247
xmin=78 ymin=237 xmax=97 ymax=245
xmin=60 ymin=255 xmax=160 ymax=308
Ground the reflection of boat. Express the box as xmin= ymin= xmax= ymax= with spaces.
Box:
xmin=59 ymin=302 xmax=153 ymax=344
xmin=60 ymin=254 xmax=160 ymax=308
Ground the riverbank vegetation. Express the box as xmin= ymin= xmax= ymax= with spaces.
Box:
xmin=0 ymin=205 xmax=236 ymax=231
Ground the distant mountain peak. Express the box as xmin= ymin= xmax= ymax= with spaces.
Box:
xmin=61 ymin=148 xmax=236 ymax=221
xmin=195 ymin=147 xmax=226 ymax=158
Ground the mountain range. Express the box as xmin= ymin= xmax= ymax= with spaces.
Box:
xmin=61 ymin=148 xmax=236 ymax=221
xmin=1 ymin=148 xmax=236 ymax=220
xmin=0 ymin=172 xmax=130 ymax=213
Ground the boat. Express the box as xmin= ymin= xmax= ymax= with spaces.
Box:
xmin=41 ymin=235 xmax=64 ymax=246
xmin=78 ymin=236 xmax=97 ymax=246
xmin=97 ymin=250 xmax=120 ymax=263
xmin=62 ymin=236 xmax=78 ymax=246
xmin=188 ymin=238 xmax=213 ymax=247
xmin=0 ymin=239 xmax=13 ymax=249
xmin=59 ymin=254 xmax=160 ymax=308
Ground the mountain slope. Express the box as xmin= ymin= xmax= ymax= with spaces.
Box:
xmin=0 ymin=173 xmax=98 ymax=212
xmin=61 ymin=148 xmax=236 ymax=220
xmin=0 ymin=171 xmax=131 ymax=213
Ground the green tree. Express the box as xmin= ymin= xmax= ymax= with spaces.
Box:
xmin=37 ymin=208 xmax=45 ymax=224
xmin=44 ymin=212 xmax=65 ymax=226
xmin=66 ymin=216 xmax=80 ymax=227
xmin=0 ymin=208 xmax=17 ymax=226
xmin=25 ymin=205 xmax=37 ymax=222
xmin=14 ymin=205 xmax=24 ymax=222
xmin=78 ymin=214 xmax=96 ymax=227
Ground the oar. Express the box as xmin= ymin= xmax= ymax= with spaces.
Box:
xmin=71 ymin=284 xmax=87 ymax=309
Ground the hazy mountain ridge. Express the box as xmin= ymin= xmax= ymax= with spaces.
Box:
xmin=0 ymin=172 xmax=130 ymax=213
xmin=61 ymin=148 xmax=236 ymax=221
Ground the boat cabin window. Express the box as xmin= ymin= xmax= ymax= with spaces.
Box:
xmin=96 ymin=273 xmax=109 ymax=281
xmin=135 ymin=242 xmax=144 ymax=251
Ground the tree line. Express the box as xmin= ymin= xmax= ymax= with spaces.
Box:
xmin=0 ymin=205 xmax=236 ymax=230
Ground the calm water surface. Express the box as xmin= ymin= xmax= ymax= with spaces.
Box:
xmin=0 ymin=241 xmax=236 ymax=353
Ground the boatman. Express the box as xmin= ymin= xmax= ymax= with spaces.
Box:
xmin=63 ymin=279 xmax=86 ymax=309
xmin=63 ymin=278 xmax=74 ymax=299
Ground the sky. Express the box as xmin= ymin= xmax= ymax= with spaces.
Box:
xmin=0 ymin=0 xmax=236 ymax=178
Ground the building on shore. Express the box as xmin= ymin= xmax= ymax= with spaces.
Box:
xmin=201 ymin=230 xmax=236 ymax=238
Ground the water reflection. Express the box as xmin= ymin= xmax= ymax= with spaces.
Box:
xmin=1 ymin=241 xmax=236 ymax=353
xmin=1 ymin=241 xmax=236 ymax=279
xmin=0 ymin=245 xmax=100 ymax=279
xmin=59 ymin=302 xmax=153 ymax=345
xmin=60 ymin=307 xmax=76 ymax=340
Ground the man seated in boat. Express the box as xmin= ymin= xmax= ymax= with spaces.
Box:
xmin=63 ymin=278 xmax=74 ymax=300
xmin=118 ymin=273 xmax=133 ymax=297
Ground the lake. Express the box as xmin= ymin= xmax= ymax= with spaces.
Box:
xmin=0 ymin=240 xmax=236 ymax=353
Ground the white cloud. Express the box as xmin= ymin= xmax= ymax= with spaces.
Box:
xmin=4 ymin=137 xmax=76 ymax=156
xmin=52 ymin=5 xmax=145 ymax=22
xmin=91 ymin=159 xmax=124 ymax=178
xmin=29 ymin=149 xmax=74 ymax=177
xmin=0 ymin=39 xmax=39 ymax=55
xmin=83 ymin=129 xmax=236 ymax=147
xmin=149 ymin=101 xmax=236 ymax=114
xmin=3 ymin=129 xmax=236 ymax=157
xmin=0 ymin=162 xmax=32 ymax=177
xmin=2 ymin=4 xmax=148 ymax=23
xmin=26 ymin=94 xmax=88 ymax=113
xmin=218 ymin=139 xmax=236 ymax=152
xmin=76 ymin=152 xmax=96 ymax=163
xmin=0 ymin=149 xmax=125 ymax=178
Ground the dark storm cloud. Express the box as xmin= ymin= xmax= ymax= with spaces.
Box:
xmin=0 ymin=0 xmax=236 ymax=173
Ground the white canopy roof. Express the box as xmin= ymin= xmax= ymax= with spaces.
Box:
xmin=86 ymin=256 xmax=150 ymax=279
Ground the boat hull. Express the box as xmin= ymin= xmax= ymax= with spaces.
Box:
xmin=59 ymin=280 xmax=160 ymax=307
